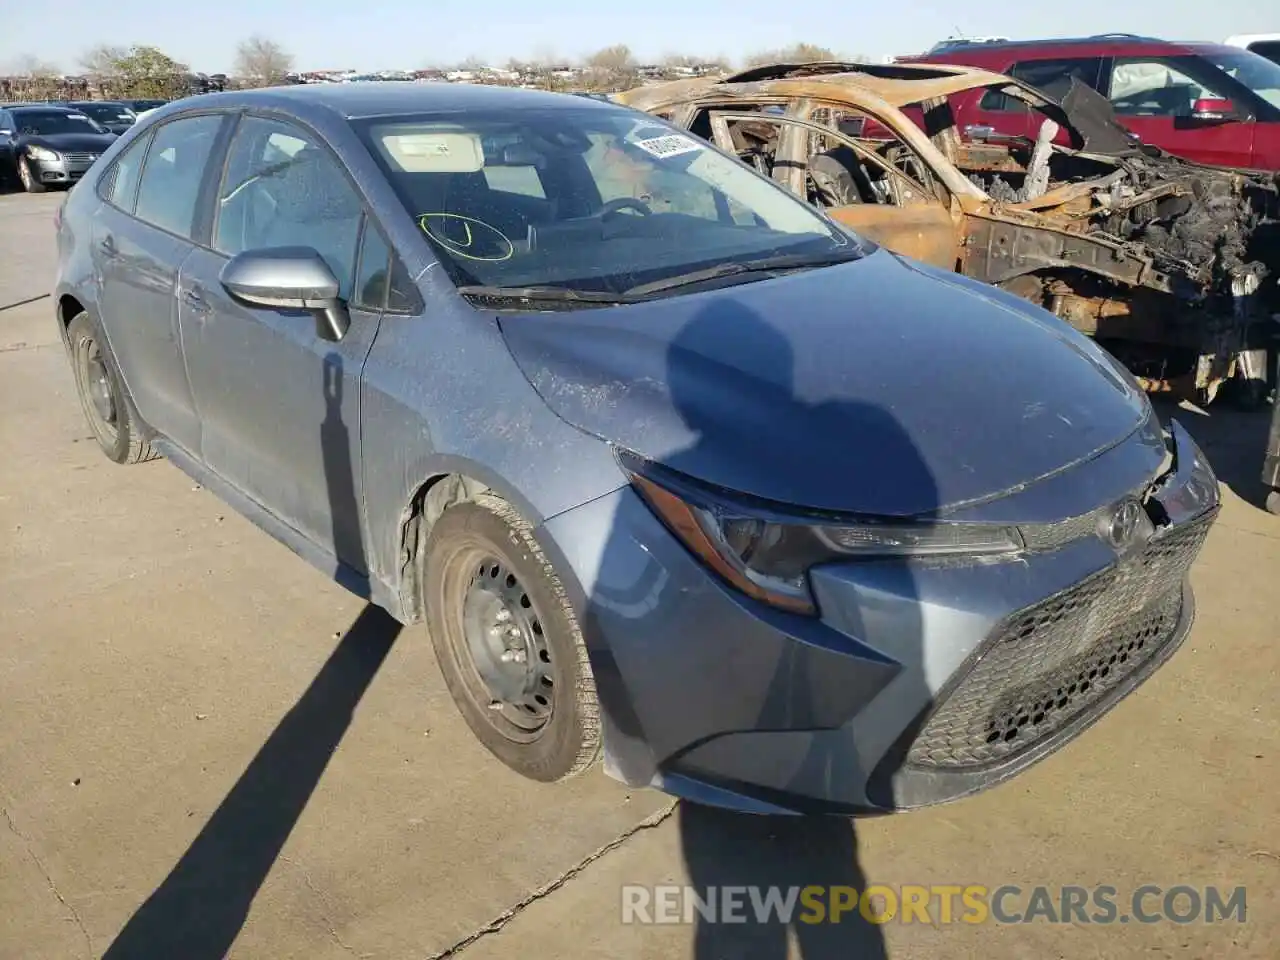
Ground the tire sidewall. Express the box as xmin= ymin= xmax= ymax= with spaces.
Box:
xmin=423 ymin=498 xmax=596 ymax=782
xmin=19 ymin=156 xmax=45 ymax=193
xmin=67 ymin=312 xmax=132 ymax=463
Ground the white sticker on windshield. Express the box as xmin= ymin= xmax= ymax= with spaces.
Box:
xmin=631 ymin=133 xmax=703 ymax=160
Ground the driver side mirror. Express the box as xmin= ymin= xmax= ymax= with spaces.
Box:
xmin=219 ymin=247 xmax=350 ymax=342
xmin=1191 ymin=98 xmax=1239 ymax=122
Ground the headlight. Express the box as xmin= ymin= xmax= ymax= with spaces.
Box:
xmin=622 ymin=452 xmax=1023 ymax=616
xmin=26 ymin=146 xmax=58 ymax=162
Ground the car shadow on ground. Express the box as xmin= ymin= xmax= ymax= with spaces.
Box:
xmin=99 ymin=605 xmax=402 ymax=960
xmin=1155 ymin=397 xmax=1276 ymax=511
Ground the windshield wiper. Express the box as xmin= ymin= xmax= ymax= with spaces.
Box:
xmin=621 ymin=250 xmax=862 ymax=298
xmin=455 ymin=284 xmax=640 ymax=305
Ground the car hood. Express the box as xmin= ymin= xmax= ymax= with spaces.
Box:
xmin=498 ymin=248 xmax=1150 ymax=516
xmin=21 ymin=132 xmax=117 ymax=152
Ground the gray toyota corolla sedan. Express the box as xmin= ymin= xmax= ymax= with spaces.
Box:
xmin=52 ymin=83 xmax=1221 ymax=815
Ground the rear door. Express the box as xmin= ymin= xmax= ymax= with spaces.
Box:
xmin=704 ymin=109 xmax=961 ymax=270
xmin=92 ymin=113 xmax=228 ymax=454
xmin=958 ymin=57 xmax=1108 ymax=148
xmin=1102 ymin=56 xmax=1256 ymax=167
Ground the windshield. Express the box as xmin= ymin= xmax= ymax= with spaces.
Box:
xmin=353 ymin=106 xmax=863 ymax=296
xmin=74 ymin=103 xmax=135 ymax=124
xmin=13 ymin=111 xmax=107 ymax=136
xmin=1202 ymin=48 xmax=1280 ymax=109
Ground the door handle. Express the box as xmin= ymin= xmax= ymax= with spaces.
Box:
xmin=98 ymin=235 xmax=118 ymax=258
xmin=182 ymin=285 xmax=211 ymax=314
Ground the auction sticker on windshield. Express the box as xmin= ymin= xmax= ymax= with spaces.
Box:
xmin=632 ymin=133 xmax=703 ymax=159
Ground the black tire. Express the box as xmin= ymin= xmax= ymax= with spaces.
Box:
xmin=67 ymin=312 xmax=159 ymax=464
xmin=423 ymin=493 xmax=600 ymax=782
xmin=18 ymin=156 xmax=48 ymax=194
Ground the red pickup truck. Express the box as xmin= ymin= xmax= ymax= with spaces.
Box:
xmin=903 ymin=34 xmax=1280 ymax=171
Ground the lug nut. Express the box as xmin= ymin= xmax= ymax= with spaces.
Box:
xmin=488 ymin=700 xmax=504 ymax=711
xmin=500 ymin=649 xmax=527 ymax=664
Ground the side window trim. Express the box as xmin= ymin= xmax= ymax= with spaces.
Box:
xmin=352 ymin=213 xmax=388 ymax=312
xmin=355 ymin=212 xmax=422 ymax=315
xmin=98 ymin=129 xmax=156 ymax=215
xmin=190 ymin=112 xmax=241 ymax=248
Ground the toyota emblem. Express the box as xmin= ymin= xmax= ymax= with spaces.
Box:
xmin=1099 ymin=498 xmax=1152 ymax=551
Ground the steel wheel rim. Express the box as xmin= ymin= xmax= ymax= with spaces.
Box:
xmin=19 ymin=161 xmax=31 ymax=187
xmin=448 ymin=547 xmax=555 ymax=738
xmin=77 ymin=334 xmax=118 ymax=439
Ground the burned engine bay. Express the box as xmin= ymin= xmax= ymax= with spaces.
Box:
xmin=954 ymin=82 xmax=1280 ymax=400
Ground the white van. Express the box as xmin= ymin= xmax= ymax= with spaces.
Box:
xmin=1225 ymin=34 xmax=1280 ymax=66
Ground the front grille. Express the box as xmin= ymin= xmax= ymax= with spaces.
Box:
xmin=906 ymin=511 xmax=1215 ymax=771
xmin=62 ymin=152 xmax=98 ymax=164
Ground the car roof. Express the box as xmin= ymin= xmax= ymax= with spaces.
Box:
xmin=8 ymin=104 xmax=79 ymax=113
xmin=618 ymin=62 xmax=1026 ymax=111
xmin=917 ymin=35 xmax=1245 ymax=59
xmin=169 ymin=81 xmax=620 ymax=121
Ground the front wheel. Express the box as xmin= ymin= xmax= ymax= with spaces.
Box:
xmin=423 ymin=494 xmax=601 ymax=782
xmin=67 ymin=312 xmax=158 ymax=464
xmin=18 ymin=156 xmax=47 ymax=193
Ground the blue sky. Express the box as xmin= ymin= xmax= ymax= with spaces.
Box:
xmin=3 ymin=1 xmax=1275 ymax=75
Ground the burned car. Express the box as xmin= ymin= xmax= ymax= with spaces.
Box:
xmin=617 ymin=62 xmax=1280 ymax=407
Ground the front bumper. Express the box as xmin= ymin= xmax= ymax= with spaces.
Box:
xmin=541 ymin=419 xmax=1220 ymax=815
xmin=30 ymin=153 xmax=100 ymax=185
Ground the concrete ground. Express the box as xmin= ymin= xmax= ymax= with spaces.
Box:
xmin=1 ymin=187 xmax=1277 ymax=960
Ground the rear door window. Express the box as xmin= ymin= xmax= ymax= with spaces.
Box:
xmin=980 ymin=57 xmax=1107 ymax=110
xmin=132 ymin=115 xmax=225 ymax=238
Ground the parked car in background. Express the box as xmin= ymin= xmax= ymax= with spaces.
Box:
xmin=0 ymin=104 xmax=116 ymax=192
xmin=904 ymin=35 xmax=1280 ymax=171
xmin=1225 ymin=34 xmax=1280 ymax=67
xmin=60 ymin=101 xmax=137 ymax=136
xmin=616 ymin=62 xmax=1280 ymax=407
xmin=53 ymin=82 xmax=1220 ymax=814
xmin=120 ymin=98 xmax=170 ymax=115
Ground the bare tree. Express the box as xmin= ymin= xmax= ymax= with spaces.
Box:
xmin=584 ymin=44 xmax=637 ymax=92
xmin=587 ymin=44 xmax=635 ymax=73
xmin=530 ymin=45 xmax=560 ymax=67
xmin=742 ymin=42 xmax=842 ymax=68
xmin=234 ymin=35 xmax=294 ymax=88
xmin=10 ymin=54 xmax=60 ymax=77
xmin=80 ymin=44 xmax=128 ymax=78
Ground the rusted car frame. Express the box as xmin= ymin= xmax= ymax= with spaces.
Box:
xmin=617 ymin=63 xmax=1280 ymax=406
